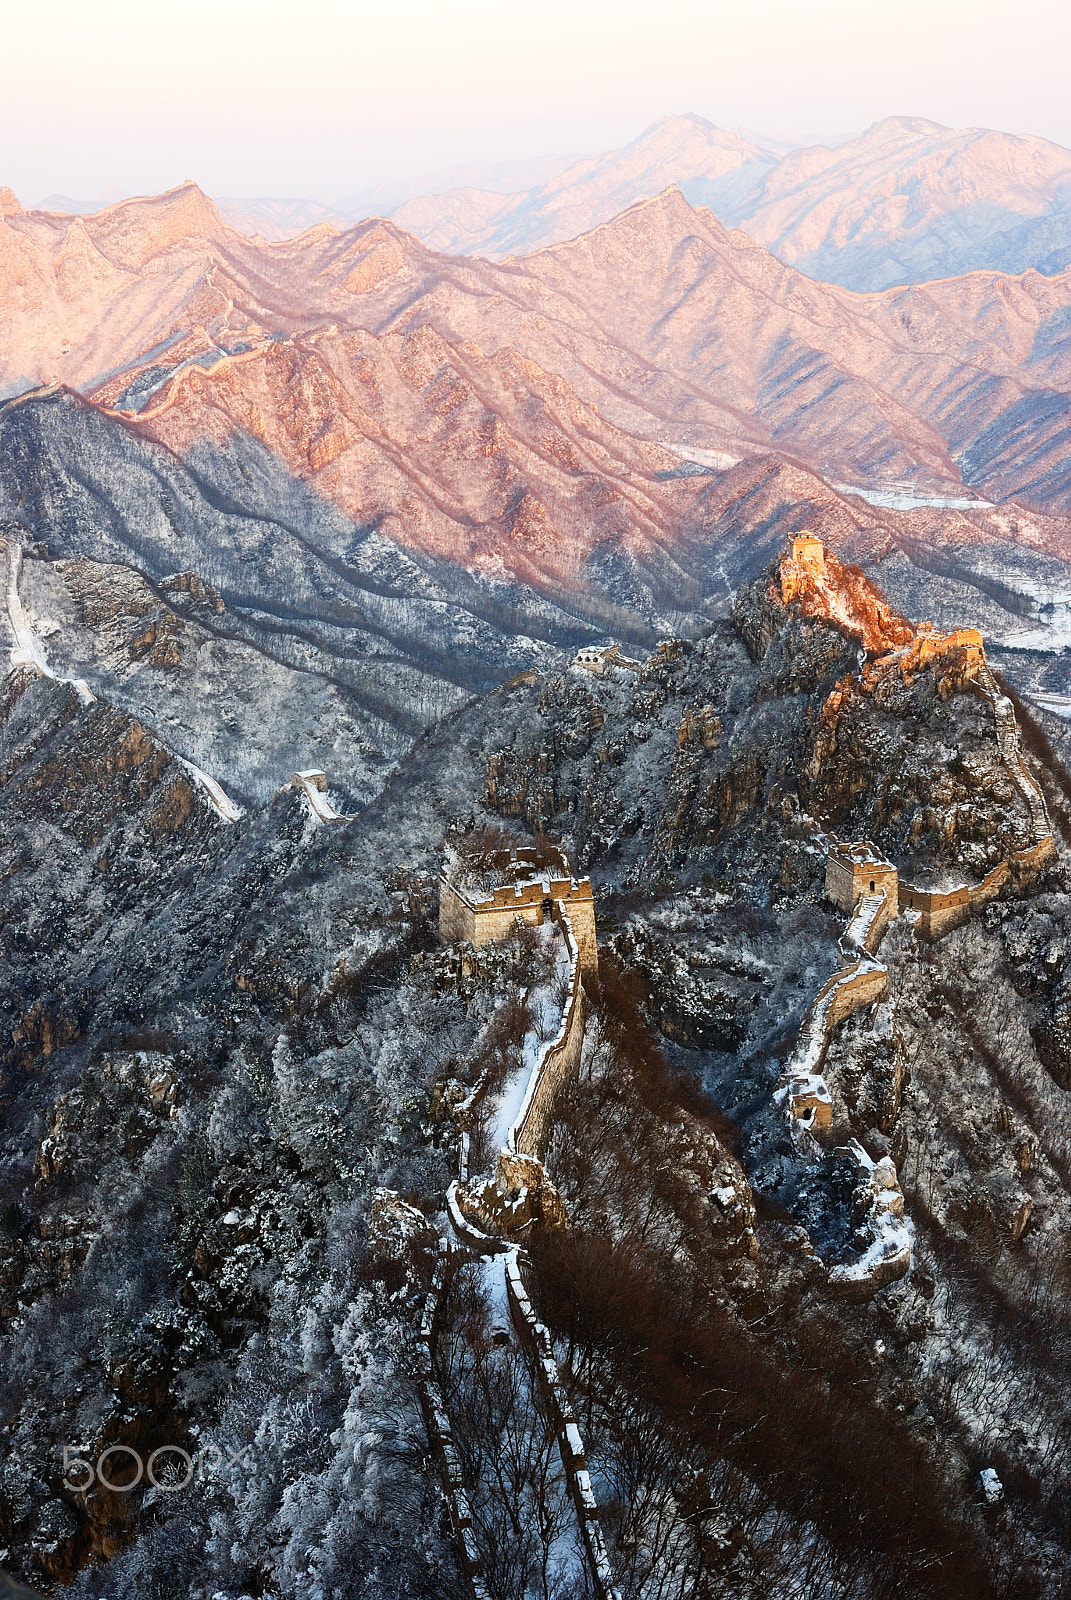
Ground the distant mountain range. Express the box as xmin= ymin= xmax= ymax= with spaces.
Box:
xmin=733 ymin=115 xmax=1071 ymax=288
xmin=8 ymin=177 xmax=1071 ymax=514
xmin=159 ymin=113 xmax=1071 ymax=290
xmin=7 ymin=171 xmax=1071 ymax=805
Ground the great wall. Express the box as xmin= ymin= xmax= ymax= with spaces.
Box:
xmin=420 ymin=531 xmax=1063 ymax=1585
xmin=5 ymin=515 xmax=1061 ymax=1586
xmin=417 ymin=846 xmax=621 ymax=1599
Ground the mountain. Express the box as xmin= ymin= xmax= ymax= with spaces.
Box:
xmin=386 ymin=114 xmax=775 ymax=256
xmin=35 ymin=187 xmax=130 ymax=216
xmin=7 ymin=146 xmax=1071 ymax=1600
xmin=8 ymin=178 xmax=1071 ymax=813
xmin=333 ymin=150 xmax=584 ymax=215
xmin=2 ymin=530 xmax=1070 ymax=1598
xmin=208 ymin=116 xmax=776 ymax=257
xmin=726 ymin=116 xmax=1071 ymax=289
xmin=5 ymin=380 xmax=1071 ymax=820
xmin=213 ymin=154 xmax=586 ymax=243
xmin=292 ymin=113 xmax=1071 ymax=292
xmin=213 ymin=196 xmax=354 ymax=240
xmin=11 ymin=178 xmax=1071 ymax=523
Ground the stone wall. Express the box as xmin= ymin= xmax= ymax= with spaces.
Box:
xmin=1009 ymin=835 xmax=1057 ymax=880
xmin=510 ymin=908 xmax=587 ymax=1159
xmin=824 ymin=959 xmax=889 ymax=1032
xmin=505 ymin=1250 xmax=621 ymax=1600
xmin=900 ymin=834 xmax=1056 ymax=938
xmin=899 ymin=882 xmax=971 ymax=939
xmin=430 ymin=868 xmax=622 ymax=1598
xmin=825 ymin=852 xmax=857 ymax=915
xmin=438 ymin=877 xmax=477 ymax=947
xmin=780 ymin=889 xmax=892 ymax=1137
xmin=777 ymin=884 xmax=911 ymax=1293
xmin=827 ymin=1143 xmax=913 ymax=1298
xmin=779 ymin=959 xmax=889 ymax=1136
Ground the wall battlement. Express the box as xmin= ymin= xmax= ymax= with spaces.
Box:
xmin=896 ymin=626 xmax=985 ymax=680
xmin=899 ymin=836 xmax=1057 ymax=937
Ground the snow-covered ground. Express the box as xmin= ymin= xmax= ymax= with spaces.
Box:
xmin=827 ymin=1141 xmax=914 ymax=1288
xmin=833 ymin=480 xmax=993 ymax=512
xmin=839 ymin=890 xmax=887 ymax=955
xmin=663 ymin=441 xmax=742 ymax=472
xmin=995 ymin=599 xmax=1071 ymax=653
xmin=3 ymin=538 xmax=95 ymax=705
xmin=4 ymin=536 xmax=247 ymax=824
xmin=1027 ymin=690 xmax=1071 ymax=721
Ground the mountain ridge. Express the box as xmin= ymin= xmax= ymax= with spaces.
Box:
xmin=28 ymin=112 xmax=1071 ymax=292
xmin=176 ymin=112 xmax=1071 ymax=291
xmin=12 ymin=177 xmax=1071 ymax=524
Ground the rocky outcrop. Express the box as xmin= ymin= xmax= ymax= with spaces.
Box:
xmin=826 ymin=1141 xmax=913 ymax=1295
xmin=457 ymin=1151 xmax=570 ymax=1236
xmin=779 ymin=533 xmax=915 ymax=656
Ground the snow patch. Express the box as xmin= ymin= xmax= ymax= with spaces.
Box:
xmin=3 ymin=538 xmax=96 ymax=703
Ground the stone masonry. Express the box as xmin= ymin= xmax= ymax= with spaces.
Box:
xmin=825 ymin=840 xmax=899 ymax=919
xmin=439 ymin=869 xmax=598 ymax=980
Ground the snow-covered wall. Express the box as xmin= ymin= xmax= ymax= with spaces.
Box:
xmin=509 ymin=908 xmax=586 ymax=1159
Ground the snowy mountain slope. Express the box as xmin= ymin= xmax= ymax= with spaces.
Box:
xmin=5 ymin=382 xmax=1071 ymax=808
xmin=2 ymin=540 xmax=1071 ymax=1596
xmin=724 ymin=116 xmax=1071 ymax=289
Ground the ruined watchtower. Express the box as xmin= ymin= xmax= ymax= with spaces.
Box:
xmin=825 ymin=840 xmax=898 ymax=919
xmin=791 ymin=531 xmax=826 ymax=576
xmin=439 ymin=846 xmax=598 ymax=979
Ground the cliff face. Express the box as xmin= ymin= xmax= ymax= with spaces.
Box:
xmin=0 ymin=646 xmax=467 ymax=1594
xmin=0 ymin=665 xmax=309 ymax=1099
xmin=777 ymin=535 xmax=915 ymax=655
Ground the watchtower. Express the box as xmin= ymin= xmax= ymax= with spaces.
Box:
xmin=439 ymin=856 xmax=598 ymax=979
xmin=825 ymin=840 xmax=898 ymax=918
xmin=792 ymin=532 xmax=826 ymax=575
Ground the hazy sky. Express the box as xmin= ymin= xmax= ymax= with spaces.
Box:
xmin=4 ymin=0 xmax=1070 ymax=202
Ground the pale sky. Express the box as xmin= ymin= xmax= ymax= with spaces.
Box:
xmin=3 ymin=0 xmax=1070 ymax=203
